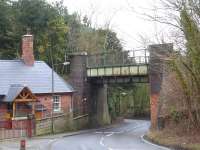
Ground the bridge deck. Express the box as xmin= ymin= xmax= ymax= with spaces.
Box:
xmin=87 ymin=64 xmax=148 ymax=77
xmin=86 ymin=49 xmax=149 ymax=78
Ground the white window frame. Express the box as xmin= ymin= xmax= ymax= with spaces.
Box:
xmin=53 ymin=95 xmax=61 ymax=112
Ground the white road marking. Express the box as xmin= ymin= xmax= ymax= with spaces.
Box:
xmin=45 ymin=139 xmax=58 ymax=150
xmin=100 ymin=136 xmax=105 ymax=147
xmin=95 ymin=131 xmax=102 ymax=134
xmin=106 ymin=133 xmax=114 ymax=137
xmin=141 ymin=135 xmax=171 ymax=150
xmin=96 ymin=122 xmax=149 ymax=135
xmin=98 ymin=122 xmax=150 ymax=150
xmin=95 ymin=131 xmax=121 ymax=134
xmin=99 ymin=132 xmax=115 ymax=149
xmin=99 ymin=121 xmax=168 ymax=150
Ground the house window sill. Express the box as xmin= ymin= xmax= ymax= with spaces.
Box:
xmin=53 ymin=110 xmax=63 ymax=114
xmin=12 ymin=117 xmax=28 ymax=120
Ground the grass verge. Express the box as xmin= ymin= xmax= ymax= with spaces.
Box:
xmin=145 ymin=129 xmax=200 ymax=150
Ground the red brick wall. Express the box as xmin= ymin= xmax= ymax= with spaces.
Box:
xmin=150 ymin=94 xmax=159 ymax=129
xmin=0 ymin=103 xmax=7 ymax=112
xmin=36 ymin=93 xmax=72 ymax=117
xmin=61 ymin=95 xmax=72 ymax=113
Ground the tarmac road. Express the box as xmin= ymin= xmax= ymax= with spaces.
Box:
xmin=50 ymin=119 xmax=170 ymax=150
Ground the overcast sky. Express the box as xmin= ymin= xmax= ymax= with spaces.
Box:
xmin=48 ymin=0 xmax=173 ymax=49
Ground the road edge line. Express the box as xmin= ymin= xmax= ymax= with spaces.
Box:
xmin=62 ymin=123 xmax=120 ymax=138
xmin=141 ymin=135 xmax=171 ymax=150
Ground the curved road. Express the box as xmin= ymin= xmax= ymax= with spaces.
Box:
xmin=50 ymin=120 xmax=170 ymax=150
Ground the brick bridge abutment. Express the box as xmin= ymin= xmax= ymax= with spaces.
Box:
xmin=149 ymin=44 xmax=172 ymax=129
xmin=69 ymin=53 xmax=111 ymax=127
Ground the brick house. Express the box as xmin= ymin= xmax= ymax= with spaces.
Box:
xmin=0 ymin=34 xmax=74 ymax=127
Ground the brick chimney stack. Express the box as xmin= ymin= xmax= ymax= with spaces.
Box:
xmin=21 ymin=34 xmax=34 ymax=66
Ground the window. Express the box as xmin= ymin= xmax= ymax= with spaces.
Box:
xmin=53 ymin=95 xmax=61 ymax=112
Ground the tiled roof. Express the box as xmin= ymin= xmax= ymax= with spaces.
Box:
xmin=0 ymin=60 xmax=74 ymax=95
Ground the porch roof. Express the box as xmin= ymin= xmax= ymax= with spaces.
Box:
xmin=2 ymin=84 xmax=36 ymax=102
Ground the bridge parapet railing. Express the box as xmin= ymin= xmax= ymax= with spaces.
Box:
xmin=87 ymin=49 xmax=149 ymax=68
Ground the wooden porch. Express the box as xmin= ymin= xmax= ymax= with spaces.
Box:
xmin=12 ymin=88 xmax=36 ymax=119
xmin=1 ymin=85 xmax=37 ymax=121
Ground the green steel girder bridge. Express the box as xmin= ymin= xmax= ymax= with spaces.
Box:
xmin=86 ymin=49 xmax=149 ymax=84
xmin=69 ymin=44 xmax=173 ymax=128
